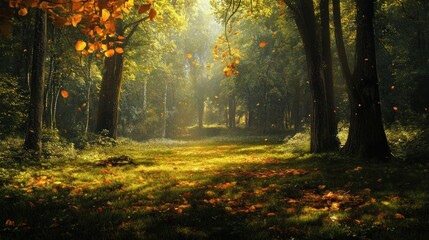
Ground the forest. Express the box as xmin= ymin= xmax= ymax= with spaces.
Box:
xmin=0 ymin=0 xmax=428 ymax=239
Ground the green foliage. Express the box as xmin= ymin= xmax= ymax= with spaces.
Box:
xmin=386 ymin=124 xmax=429 ymax=162
xmin=0 ymin=74 xmax=28 ymax=139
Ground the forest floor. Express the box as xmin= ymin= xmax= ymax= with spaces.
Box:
xmin=0 ymin=135 xmax=428 ymax=239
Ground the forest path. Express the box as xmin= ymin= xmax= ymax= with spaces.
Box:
xmin=1 ymin=137 xmax=428 ymax=239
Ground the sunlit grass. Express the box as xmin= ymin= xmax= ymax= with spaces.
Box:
xmin=1 ymin=136 xmax=428 ymax=239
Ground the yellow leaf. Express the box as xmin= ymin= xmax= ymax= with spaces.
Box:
xmin=186 ymin=53 xmax=192 ymax=59
xmin=149 ymin=8 xmax=157 ymax=21
xmin=18 ymin=8 xmax=28 ymax=16
xmin=61 ymin=90 xmax=69 ymax=98
xmin=101 ymin=9 xmax=110 ymax=21
xmin=75 ymin=40 xmax=86 ymax=51
xmin=138 ymin=4 xmax=151 ymax=14
xmin=104 ymin=49 xmax=115 ymax=57
xmin=259 ymin=41 xmax=267 ymax=48
xmin=115 ymin=47 xmax=124 ymax=54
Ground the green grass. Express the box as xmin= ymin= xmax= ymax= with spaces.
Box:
xmin=1 ymin=136 xmax=428 ymax=240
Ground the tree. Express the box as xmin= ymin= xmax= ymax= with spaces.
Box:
xmin=333 ymin=0 xmax=390 ymax=159
xmin=283 ymin=0 xmax=339 ymax=152
xmin=23 ymin=9 xmax=46 ymax=153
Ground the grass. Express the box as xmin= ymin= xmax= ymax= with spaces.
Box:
xmin=0 ymin=135 xmax=428 ymax=240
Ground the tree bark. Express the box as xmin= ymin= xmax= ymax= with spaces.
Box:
xmin=96 ymin=22 xmax=125 ymax=138
xmin=338 ymin=0 xmax=391 ymax=159
xmin=24 ymin=10 xmax=47 ymax=153
xmin=228 ymin=95 xmax=236 ymax=128
xmin=287 ymin=0 xmax=339 ymax=152
xmin=320 ymin=0 xmax=339 ymax=150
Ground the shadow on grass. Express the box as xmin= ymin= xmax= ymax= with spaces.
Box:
xmin=1 ymin=145 xmax=428 ymax=240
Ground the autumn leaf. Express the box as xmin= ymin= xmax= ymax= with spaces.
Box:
xmin=394 ymin=213 xmax=405 ymax=219
xmin=101 ymin=9 xmax=111 ymax=22
xmin=393 ymin=106 xmax=398 ymax=111
xmin=71 ymin=14 xmax=82 ymax=27
xmin=115 ymin=47 xmax=124 ymax=54
xmin=75 ymin=40 xmax=86 ymax=51
xmin=138 ymin=4 xmax=151 ymax=14
xmin=259 ymin=41 xmax=267 ymax=48
xmin=104 ymin=49 xmax=115 ymax=57
xmin=149 ymin=8 xmax=157 ymax=21
xmin=18 ymin=8 xmax=28 ymax=16
xmin=61 ymin=90 xmax=69 ymax=98
xmin=186 ymin=53 xmax=192 ymax=59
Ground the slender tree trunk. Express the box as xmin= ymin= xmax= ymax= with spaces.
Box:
xmin=24 ymin=10 xmax=46 ymax=153
xmin=292 ymin=83 xmax=302 ymax=133
xmin=288 ymin=0 xmax=338 ymax=152
xmin=85 ymin=56 xmax=92 ymax=135
xmin=228 ymin=95 xmax=236 ymax=128
xmin=162 ymin=83 xmax=168 ymax=138
xmin=197 ymin=97 xmax=204 ymax=129
xmin=342 ymin=0 xmax=390 ymax=159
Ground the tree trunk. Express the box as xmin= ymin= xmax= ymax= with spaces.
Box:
xmin=197 ymin=97 xmax=204 ymax=129
xmin=228 ymin=95 xmax=236 ymax=128
xmin=162 ymin=83 xmax=168 ymax=138
xmin=342 ymin=0 xmax=390 ymax=159
xmin=24 ymin=10 xmax=46 ymax=153
xmin=85 ymin=56 xmax=92 ymax=135
xmin=292 ymin=83 xmax=302 ymax=133
xmin=289 ymin=0 xmax=338 ymax=152
xmin=96 ymin=23 xmax=124 ymax=138
xmin=320 ymin=0 xmax=339 ymax=150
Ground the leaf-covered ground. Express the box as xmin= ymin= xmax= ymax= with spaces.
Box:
xmin=1 ymin=136 xmax=428 ymax=239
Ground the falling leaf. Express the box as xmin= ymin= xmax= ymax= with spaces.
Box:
xmin=115 ymin=47 xmax=124 ymax=54
xmin=18 ymin=8 xmax=28 ymax=16
xmin=138 ymin=4 xmax=151 ymax=14
xmin=61 ymin=90 xmax=69 ymax=98
xmin=149 ymin=8 xmax=157 ymax=21
xmin=75 ymin=40 xmax=86 ymax=51
xmin=186 ymin=53 xmax=192 ymax=59
xmin=391 ymin=85 xmax=395 ymax=90
xmin=259 ymin=41 xmax=267 ymax=48
xmin=101 ymin=9 xmax=110 ymax=21
xmin=4 ymin=219 xmax=15 ymax=227
xmin=104 ymin=49 xmax=115 ymax=57
xmin=393 ymin=106 xmax=398 ymax=111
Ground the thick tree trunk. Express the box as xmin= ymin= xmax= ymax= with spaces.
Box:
xmin=24 ymin=10 xmax=46 ymax=153
xmin=342 ymin=0 xmax=390 ymax=159
xmin=320 ymin=0 xmax=339 ymax=150
xmin=96 ymin=52 xmax=124 ymax=138
xmin=290 ymin=0 xmax=338 ymax=152
xmin=96 ymin=21 xmax=125 ymax=138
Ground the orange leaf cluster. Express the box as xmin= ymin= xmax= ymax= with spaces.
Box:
xmin=5 ymin=0 xmax=158 ymax=57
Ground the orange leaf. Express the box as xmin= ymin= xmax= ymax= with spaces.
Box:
xmin=61 ymin=90 xmax=69 ymax=98
xmin=101 ymin=9 xmax=110 ymax=21
xmin=18 ymin=8 xmax=28 ymax=16
xmin=53 ymin=15 xmax=67 ymax=28
xmin=115 ymin=47 xmax=124 ymax=54
xmin=75 ymin=40 xmax=86 ymax=51
xmin=259 ymin=41 xmax=267 ymax=48
xmin=71 ymin=14 xmax=82 ymax=27
xmin=117 ymin=35 xmax=125 ymax=40
xmin=394 ymin=213 xmax=405 ymax=219
xmin=104 ymin=49 xmax=115 ymax=57
xmin=149 ymin=8 xmax=157 ymax=21
xmin=138 ymin=4 xmax=151 ymax=14
xmin=186 ymin=53 xmax=192 ymax=59
xmin=393 ymin=106 xmax=398 ymax=111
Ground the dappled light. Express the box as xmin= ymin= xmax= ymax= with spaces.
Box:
xmin=1 ymin=0 xmax=429 ymax=239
